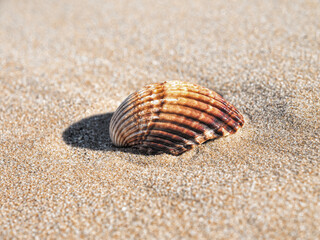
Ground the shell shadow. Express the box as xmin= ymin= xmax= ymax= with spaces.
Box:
xmin=62 ymin=113 xmax=157 ymax=155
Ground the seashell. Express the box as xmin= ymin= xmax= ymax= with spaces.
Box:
xmin=109 ymin=81 xmax=244 ymax=155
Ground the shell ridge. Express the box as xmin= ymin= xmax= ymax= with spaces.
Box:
xmin=127 ymin=128 xmax=197 ymax=146
xmin=116 ymin=102 xmax=235 ymax=146
xmin=110 ymin=83 xmax=233 ymax=139
xmin=110 ymin=92 xmax=137 ymax=130
xmin=124 ymin=122 xmax=199 ymax=147
xmin=164 ymin=97 xmax=237 ymax=127
xmin=115 ymin=94 xmax=238 ymax=141
xmin=117 ymin=88 xmax=243 ymax=129
xmin=172 ymin=83 xmax=244 ymax=123
xmin=121 ymin=114 xmax=209 ymax=142
xmin=135 ymin=135 xmax=191 ymax=151
xmin=111 ymin=85 xmax=165 ymax=126
xmin=113 ymin=97 xmax=168 ymax=145
xmin=161 ymin=103 xmax=235 ymax=133
xmin=126 ymin=130 xmax=189 ymax=147
xmin=109 ymin=81 xmax=245 ymax=155
xmin=163 ymin=91 xmax=244 ymax=126
xmin=111 ymin=87 xmax=166 ymax=144
xmin=113 ymin=97 xmax=157 ymax=145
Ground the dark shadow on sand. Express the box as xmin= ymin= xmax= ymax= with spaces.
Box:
xmin=62 ymin=112 xmax=155 ymax=155
xmin=63 ymin=113 xmax=115 ymax=151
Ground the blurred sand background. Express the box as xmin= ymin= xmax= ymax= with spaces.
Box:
xmin=0 ymin=0 xmax=319 ymax=239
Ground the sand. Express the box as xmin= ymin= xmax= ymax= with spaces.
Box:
xmin=0 ymin=0 xmax=319 ymax=239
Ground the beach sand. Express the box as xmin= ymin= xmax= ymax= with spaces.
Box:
xmin=0 ymin=0 xmax=319 ymax=239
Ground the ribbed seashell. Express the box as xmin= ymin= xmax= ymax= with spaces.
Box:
xmin=109 ymin=81 xmax=244 ymax=155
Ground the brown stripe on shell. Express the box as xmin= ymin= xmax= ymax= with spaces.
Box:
xmin=110 ymin=83 xmax=166 ymax=127
xmin=112 ymin=94 xmax=239 ymax=144
xmin=109 ymin=80 xmax=245 ymax=155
